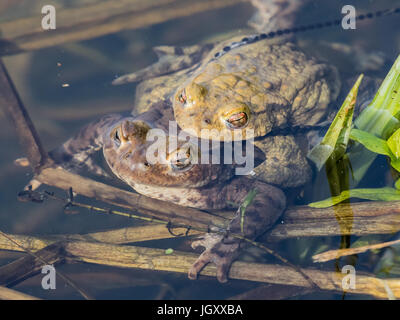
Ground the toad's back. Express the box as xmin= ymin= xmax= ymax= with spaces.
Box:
xmin=171 ymin=37 xmax=341 ymax=140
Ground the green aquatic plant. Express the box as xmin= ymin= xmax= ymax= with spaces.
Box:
xmin=351 ymin=128 xmax=400 ymax=172
xmin=309 ymin=54 xmax=400 ymax=208
xmin=349 ymin=54 xmax=400 ymax=184
xmin=239 ymin=188 xmax=257 ymax=234
xmin=307 ymin=74 xmax=363 ymax=170
xmin=309 ymin=187 xmax=400 ymax=208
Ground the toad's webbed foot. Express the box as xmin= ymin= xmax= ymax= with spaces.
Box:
xmin=188 ymin=233 xmax=240 ymax=283
xmin=188 ymin=178 xmax=286 ymax=283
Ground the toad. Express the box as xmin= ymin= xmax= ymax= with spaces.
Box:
xmin=114 ymin=35 xmax=341 ymax=187
xmin=49 ymin=101 xmax=286 ymax=282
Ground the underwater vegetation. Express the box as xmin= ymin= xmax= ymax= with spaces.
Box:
xmin=309 ymin=54 xmax=400 ymax=208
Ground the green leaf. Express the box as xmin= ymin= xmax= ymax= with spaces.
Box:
xmin=374 ymin=249 xmax=396 ymax=277
xmin=241 ymin=188 xmax=257 ymax=208
xmin=308 ymin=187 xmax=400 ymax=208
xmin=390 ymin=158 xmax=400 ymax=173
xmin=239 ymin=188 xmax=257 ymax=234
xmin=355 ymin=54 xmax=400 ymax=137
xmin=165 ymin=248 xmax=174 ymax=255
xmin=395 ymin=178 xmax=400 ymax=190
xmin=350 ymin=128 xmax=400 ymax=174
xmin=349 ymin=54 xmax=400 ymax=185
xmin=387 ymin=128 xmax=400 ymax=159
xmin=307 ymin=75 xmax=363 ymax=170
xmin=350 ymin=129 xmax=391 ymax=156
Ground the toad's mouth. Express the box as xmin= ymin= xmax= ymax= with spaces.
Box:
xmin=225 ymin=112 xmax=248 ymax=129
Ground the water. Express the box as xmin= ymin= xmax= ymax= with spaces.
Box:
xmin=0 ymin=0 xmax=399 ymax=300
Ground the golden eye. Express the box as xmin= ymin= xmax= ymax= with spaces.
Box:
xmin=225 ymin=112 xmax=248 ymax=129
xmin=177 ymin=89 xmax=187 ymax=105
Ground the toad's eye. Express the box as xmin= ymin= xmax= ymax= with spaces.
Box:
xmin=225 ymin=112 xmax=249 ymax=129
xmin=169 ymin=148 xmax=192 ymax=172
xmin=171 ymin=157 xmax=191 ymax=171
xmin=112 ymin=128 xmax=121 ymax=146
xmin=177 ymin=89 xmax=187 ymax=105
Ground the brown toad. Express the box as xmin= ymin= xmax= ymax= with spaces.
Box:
xmin=49 ymin=101 xmax=286 ymax=283
xmin=114 ymin=35 xmax=341 ymax=187
xmin=171 ymin=36 xmax=340 ymax=141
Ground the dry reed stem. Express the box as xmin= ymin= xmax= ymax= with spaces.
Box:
xmin=55 ymin=240 xmax=400 ymax=299
xmin=0 ymin=242 xmax=65 ymax=286
xmin=0 ymin=233 xmax=398 ymax=299
xmin=0 ymin=225 xmax=200 ymax=253
xmin=313 ymin=238 xmax=400 ymax=263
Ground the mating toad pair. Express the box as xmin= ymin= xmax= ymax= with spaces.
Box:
xmin=52 ymin=34 xmax=342 ymax=282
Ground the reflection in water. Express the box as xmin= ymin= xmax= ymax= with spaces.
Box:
xmin=325 ymin=155 xmax=357 ymax=300
xmin=325 ymin=156 xmax=356 ymax=285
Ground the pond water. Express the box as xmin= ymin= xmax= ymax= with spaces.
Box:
xmin=0 ymin=0 xmax=400 ymax=300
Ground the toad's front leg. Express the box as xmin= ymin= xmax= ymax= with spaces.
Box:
xmin=188 ymin=178 xmax=286 ymax=283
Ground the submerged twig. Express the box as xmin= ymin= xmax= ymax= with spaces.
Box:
xmin=64 ymin=241 xmax=400 ymax=299
xmin=0 ymin=59 xmax=50 ymax=171
xmin=313 ymin=239 xmax=400 ymax=263
xmin=0 ymin=231 xmax=92 ymax=300
xmin=0 ymin=241 xmax=65 ymax=287
xmin=266 ymin=201 xmax=400 ymax=241
xmin=0 ymin=286 xmax=41 ymax=300
xmin=0 ymin=227 xmax=199 ymax=253
xmin=0 ymin=232 xmax=397 ymax=299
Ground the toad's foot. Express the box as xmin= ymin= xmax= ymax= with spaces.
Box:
xmin=188 ymin=233 xmax=241 ymax=283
